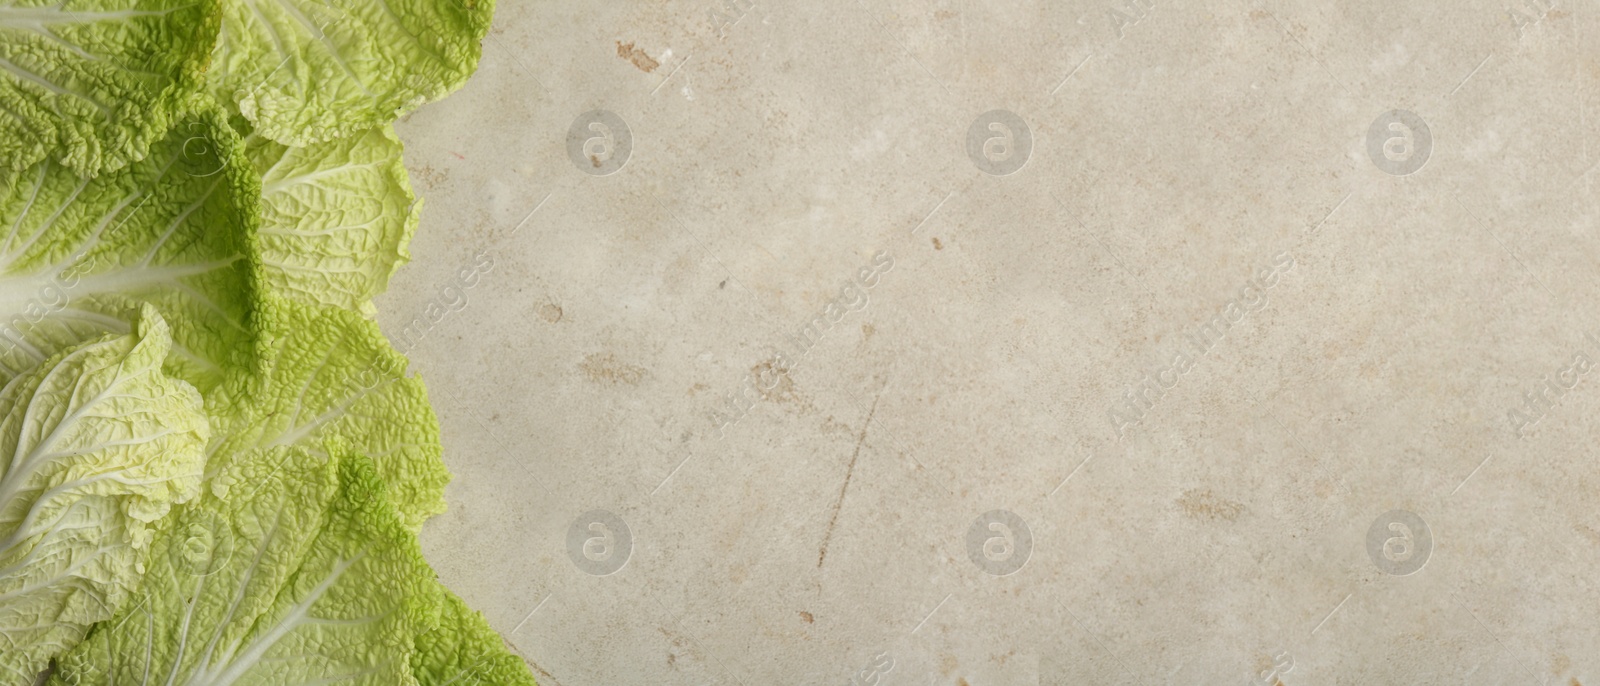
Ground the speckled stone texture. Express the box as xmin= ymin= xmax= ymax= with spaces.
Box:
xmin=385 ymin=1 xmax=1600 ymax=684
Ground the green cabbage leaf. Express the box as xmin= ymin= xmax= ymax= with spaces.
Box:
xmin=0 ymin=305 xmax=207 ymax=684
xmin=0 ymin=0 xmax=220 ymax=176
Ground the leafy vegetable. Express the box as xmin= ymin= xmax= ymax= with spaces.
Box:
xmin=0 ymin=305 xmax=207 ymax=683
xmin=1 ymin=0 xmax=529 ymax=683
xmin=414 ymin=587 xmax=538 ymax=686
xmin=210 ymin=0 xmax=495 ymax=146
xmin=0 ymin=105 xmax=259 ymax=393
xmin=50 ymin=442 xmax=434 ymax=686
xmin=206 ymin=295 xmax=448 ymax=530
xmin=246 ymin=124 xmax=419 ymax=313
xmin=0 ymin=0 xmax=221 ymax=177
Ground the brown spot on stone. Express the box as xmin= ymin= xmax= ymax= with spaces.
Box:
xmin=719 ymin=279 xmax=727 ymax=289
xmin=590 ymin=154 xmax=601 ymax=168
xmin=1574 ymin=523 xmax=1600 ymax=546
xmin=657 ymin=627 xmax=692 ymax=650
xmin=861 ymin=323 xmax=875 ymax=340
xmin=538 ymin=303 xmax=563 ymax=323
xmin=958 ymin=679 xmax=971 ymax=686
xmin=688 ymin=382 xmax=710 ymax=395
xmin=408 ymin=164 xmax=448 ymax=189
xmin=1177 ymin=488 xmax=1246 ymax=522
xmin=616 ymin=41 xmax=660 ymax=72
xmin=752 ymin=360 xmax=799 ymax=403
xmin=1251 ymin=653 xmax=1276 ymax=676
xmin=799 ymin=611 xmax=814 ymax=623
xmin=742 ymin=357 xmax=819 ymax=416
xmin=1250 ymin=9 xmax=1270 ymax=19
xmin=580 ymin=352 xmax=647 ymax=385
xmin=932 ymin=237 xmax=943 ymax=250
xmin=934 ymin=9 xmax=957 ymax=20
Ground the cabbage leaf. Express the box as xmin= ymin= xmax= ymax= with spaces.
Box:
xmin=0 ymin=305 xmax=207 ymax=684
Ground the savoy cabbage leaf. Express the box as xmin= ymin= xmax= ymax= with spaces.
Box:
xmin=245 ymin=123 xmax=419 ymax=313
xmin=205 ymin=295 xmax=448 ymax=530
xmin=50 ymin=442 xmax=434 ymax=686
xmin=0 ymin=304 xmax=208 ymax=685
xmin=0 ymin=105 xmax=259 ymax=393
xmin=210 ymin=0 xmax=495 ymax=146
xmin=414 ymin=586 xmax=538 ymax=686
xmin=0 ymin=0 xmax=221 ymax=176
xmin=2 ymin=1 xmax=535 ymax=683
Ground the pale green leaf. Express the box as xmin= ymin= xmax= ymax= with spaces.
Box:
xmin=52 ymin=444 xmax=433 ymax=686
xmin=247 ymin=124 xmax=419 ymax=311
xmin=0 ymin=0 xmax=221 ymax=176
xmin=211 ymin=0 xmax=494 ymax=145
xmin=0 ymin=304 xmax=208 ymax=684
xmin=414 ymin=586 xmax=538 ymax=686
xmin=0 ymin=105 xmax=259 ymax=393
xmin=206 ymin=295 xmax=448 ymax=530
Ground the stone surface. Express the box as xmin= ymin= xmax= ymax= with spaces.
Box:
xmin=384 ymin=1 xmax=1600 ymax=683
